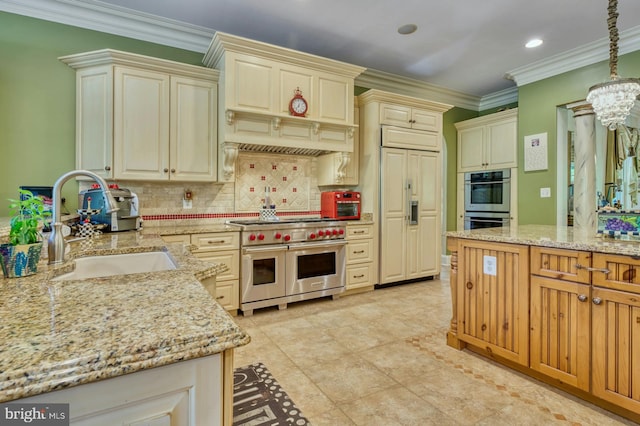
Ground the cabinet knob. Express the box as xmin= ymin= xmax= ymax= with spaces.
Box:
xmin=577 ymin=294 xmax=588 ymax=302
xmin=164 ymin=168 xmax=169 ymax=173
xmin=592 ymin=297 xmax=602 ymax=305
xmin=466 ymin=281 xmax=473 ymax=289
xmin=171 ymin=168 xmax=176 ymax=173
xmin=104 ymin=166 xmax=111 ymax=171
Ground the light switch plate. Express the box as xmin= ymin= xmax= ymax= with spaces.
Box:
xmin=540 ymin=187 xmax=551 ymax=198
xmin=183 ymin=199 xmax=193 ymax=209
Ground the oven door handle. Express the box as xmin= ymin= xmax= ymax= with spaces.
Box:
xmin=465 ymin=218 xmax=510 ymax=223
xmin=242 ymin=245 xmax=288 ymax=254
xmin=465 ymin=179 xmax=510 ymax=185
xmin=287 ymin=240 xmax=347 ymax=250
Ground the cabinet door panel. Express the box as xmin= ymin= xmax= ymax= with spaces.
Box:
xmin=592 ymin=287 xmax=640 ymax=413
xmin=379 ymin=103 xmax=411 ymax=127
xmin=530 ymin=276 xmax=590 ymax=391
xmin=232 ymin=57 xmax=274 ymax=111
xmin=114 ymin=67 xmax=169 ymax=180
xmin=530 ymin=247 xmax=591 ymax=283
xmin=170 ymin=76 xmax=217 ymax=181
xmin=486 ymin=119 xmax=517 ymax=169
xmin=380 ymin=148 xmax=407 ymax=284
xmin=317 ymin=75 xmax=350 ymax=123
xmin=592 ymin=253 xmax=640 ymax=294
xmin=411 ymin=108 xmax=440 ymax=132
xmin=382 ymin=126 xmax=439 ymax=150
xmin=76 ymin=66 xmax=113 ymax=179
xmin=457 ymin=240 xmax=529 ymax=365
xmin=279 ymin=66 xmax=313 ymax=116
xmin=457 ymin=127 xmax=485 ymax=171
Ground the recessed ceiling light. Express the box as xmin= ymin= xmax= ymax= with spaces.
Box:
xmin=397 ymin=24 xmax=418 ymax=35
xmin=525 ymin=38 xmax=543 ymax=48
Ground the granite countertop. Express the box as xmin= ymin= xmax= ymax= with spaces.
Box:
xmin=142 ymin=222 xmax=239 ymax=236
xmin=447 ymin=224 xmax=640 ymax=256
xmin=0 ymin=231 xmax=250 ymax=402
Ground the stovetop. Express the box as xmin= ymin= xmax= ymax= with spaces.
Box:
xmin=227 ymin=218 xmax=346 ymax=245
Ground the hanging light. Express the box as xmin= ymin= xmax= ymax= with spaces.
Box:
xmin=586 ymin=0 xmax=640 ymax=130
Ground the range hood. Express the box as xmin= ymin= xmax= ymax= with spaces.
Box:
xmin=203 ymin=31 xmax=365 ymax=181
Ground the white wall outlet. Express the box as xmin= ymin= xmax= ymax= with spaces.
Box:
xmin=540 ymin=187 xmax=551 ymax=198
xmin=183 ymin=199 xmax=193 ymax=209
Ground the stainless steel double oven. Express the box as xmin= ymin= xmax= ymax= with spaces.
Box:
xmin=464 ymin=168 xmax=511 ymax=230
xmin=228 ymin=219 xmax=347 ymax=316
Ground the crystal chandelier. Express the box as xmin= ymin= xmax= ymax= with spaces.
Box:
xmin=586 ymin=0 xmax=640 ymax=130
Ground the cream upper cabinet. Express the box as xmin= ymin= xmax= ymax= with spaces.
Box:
xmin=203 ymin=32 xmax=365 ymax=182
xmin=61 ymin=49 xmax=219 ymax=182
xmin=379 ymin=102 xmax=441 ymax=132
xmin=455 ymin=108 xmax=518 ymax=172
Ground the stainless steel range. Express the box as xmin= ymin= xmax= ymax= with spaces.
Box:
xmin=227 ymin=218 xmax=347 ymax=316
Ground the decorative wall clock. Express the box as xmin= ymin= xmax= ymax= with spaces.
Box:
xmin=289 ymin=87 xmax=308 ymax=117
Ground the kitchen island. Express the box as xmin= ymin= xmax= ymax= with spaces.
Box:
xmin=0 ymin=230 xmax=250 ymax=425
xmin=446 ymin=225 xmax=640 ymax=422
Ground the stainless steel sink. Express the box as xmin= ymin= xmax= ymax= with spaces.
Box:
xmin=52 ymin=251 xmax=177 ymax=281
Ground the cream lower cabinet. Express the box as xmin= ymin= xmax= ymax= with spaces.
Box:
xmin=61 ymin=49 xmax=218 ymax=182
xmin=345 ymin=223 xmax=375 ymax=292
xmin=22 ymin=353 xmax=229 ymax=425
xmin=456 ymin=239 xmax=530 ymax=366
xmin=190 ymin=232 xmax=240 ymax=315
xmin=455 ymin=108 xmax=518 ymax=172
xmin=162 ymin=232 xmax=240 ymax=314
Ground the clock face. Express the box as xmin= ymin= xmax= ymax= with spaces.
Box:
xmin=291 ymin=97 xmax=307 ymax=114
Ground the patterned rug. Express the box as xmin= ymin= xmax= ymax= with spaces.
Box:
xmin=233 ymin=362 xmax=310 ymax=426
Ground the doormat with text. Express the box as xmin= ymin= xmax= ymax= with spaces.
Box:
xmin=233 ymin=362 xmax=309 ymax=426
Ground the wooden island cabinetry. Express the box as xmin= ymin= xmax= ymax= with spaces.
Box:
xmin=447 ymin=227 xmax=640 ymax=422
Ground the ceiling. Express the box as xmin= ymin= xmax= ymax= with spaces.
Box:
xmin=5 ymin=0 xmax=640 ymax=101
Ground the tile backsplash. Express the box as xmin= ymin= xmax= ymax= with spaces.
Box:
xmin=93 ymin=152 xmax=323 ymax=224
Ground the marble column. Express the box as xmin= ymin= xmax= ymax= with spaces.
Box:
xmin=570 ymin=102 xmax=597 ymax=233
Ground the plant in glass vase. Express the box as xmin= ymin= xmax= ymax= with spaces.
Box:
xmin=0 ymin=189 xmax=52 ymax=278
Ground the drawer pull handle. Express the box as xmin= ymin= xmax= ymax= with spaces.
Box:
xmin=207 ymin=240 xmax=225 ymax=244
xmin=577 ymin=294 xmax=588 ymax=302
xmin=353 ymin=274 xmax=365 ymax=278
xmin=216 ymin=295 xmax=225 ymax=300
xmin=575 ymin=264 xmax=610 ymax=274
xmin=592 ymin=297 xmax=602 ymax=305
xmin=353 ymin=250 xmax=365 ymax=254
xmin=354 ymin=230 xmax=365 ymax=234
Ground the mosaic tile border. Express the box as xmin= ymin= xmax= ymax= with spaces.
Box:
xmin=142 ymin=211 xmax=321 ymax=222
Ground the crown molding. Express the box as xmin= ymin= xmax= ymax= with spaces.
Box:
xmin=0 ymin=0 xmax=214 ymax=52
xmin=356 ymin=68 xmax=486 ymax=111
xmin=506 ymin=25 xmax=640 ymax=87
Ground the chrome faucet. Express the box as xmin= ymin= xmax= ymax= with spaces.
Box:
xmin=48 ymin=170 xmax=119 ymax=264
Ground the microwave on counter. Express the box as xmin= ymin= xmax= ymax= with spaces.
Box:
xmin=321 ymin=191 xmax=361 ymax=220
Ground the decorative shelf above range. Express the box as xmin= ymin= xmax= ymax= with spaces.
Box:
xmin=203 ymin=32 xmax=365 ymax=182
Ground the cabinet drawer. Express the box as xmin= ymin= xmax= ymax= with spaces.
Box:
xmin=347 ymin=239 xmax=374 ymax=264
xmin=191 ymin=232 xmax=239 ymax=252
xmin=346 ymin=263 xmax=373 ymax=289
xmin=530 ymin=247 xmax=591 ymax=284
xmin=347 ymin=225 xmax=372 ymax=239
xmin=195 ymin=250 xmax=239 ymax=281
xmin=161 ymin=234 xmax=191 ymax=245
xmin=592 ymin=253 xmax=640 ymax=294
xmin=214 ymin=280 xmax=240 ymax=311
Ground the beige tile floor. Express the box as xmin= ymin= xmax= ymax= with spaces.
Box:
xmin=233 ymin=276 xmax=636 ymax=426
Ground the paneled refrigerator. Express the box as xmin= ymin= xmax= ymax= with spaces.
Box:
xmin=379 ymin=145 xmax=441 ymax=284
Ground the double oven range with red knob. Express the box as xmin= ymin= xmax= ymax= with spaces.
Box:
xmin=227 ymin=219 xmax=347 ymax=316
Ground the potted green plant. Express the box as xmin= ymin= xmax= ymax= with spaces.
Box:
xmin=0 ymin=189 xmax=52 ymax=278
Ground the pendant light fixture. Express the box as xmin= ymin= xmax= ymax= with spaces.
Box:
xmin=586 ymin=0 xmax=640 ymax=130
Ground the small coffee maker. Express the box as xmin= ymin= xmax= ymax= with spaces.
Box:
xmin=80 ymin=186 xmax=140 ymax=232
